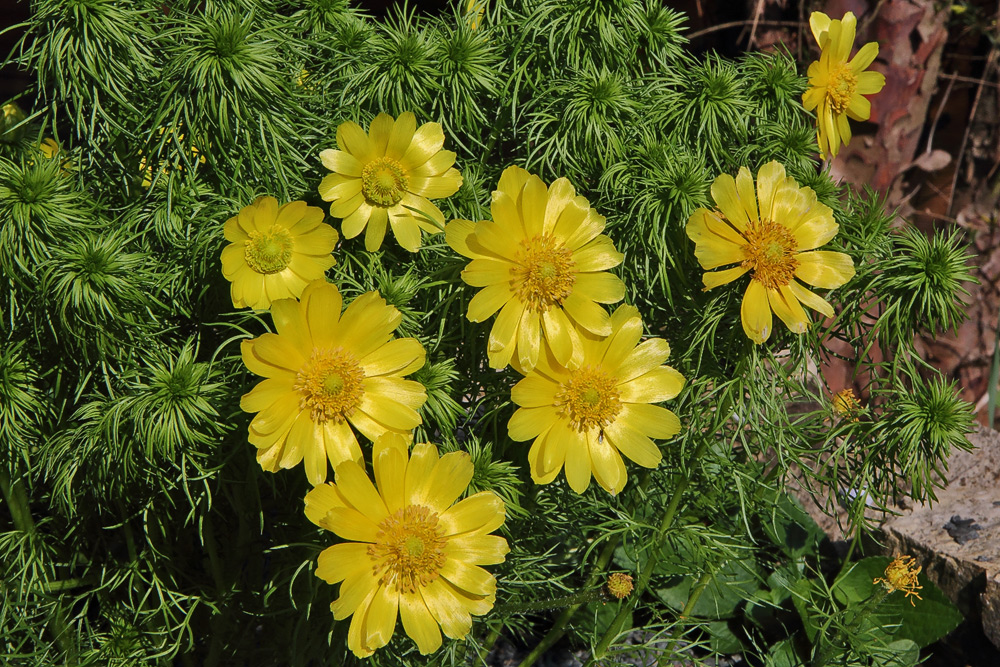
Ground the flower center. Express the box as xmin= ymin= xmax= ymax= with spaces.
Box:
xmin=367 ymin=505 xmax=447 ymax=594
xmin=826 ymin=64 xmax=858 ymax=114
xmin=244 ymin=227 xmax=294 ymax=274
xmin=555 ymin=365 xmax=622 ymax=432
xmin=294 ymin=347 xmax=365 ymax=424
xmin=361 ymin=157 xmax=409 ymax=206
xmin=740 ymin=219 xmax=799 ymax=290
xmin=512 ymin=234 xmax=576 ymax=313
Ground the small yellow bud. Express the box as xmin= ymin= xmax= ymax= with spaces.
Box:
xmin=606 ymin=573 xmax=633 ymax=600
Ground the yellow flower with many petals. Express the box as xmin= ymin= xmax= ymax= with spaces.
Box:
xmin=508 ymin=305 xmax=684 ymax=495
xmin=305 ymin=438 xmax=508 ymax=657
xmin=686 ymin=161 xmax=855 ymax=344
xmin=446 ymin=166 xmax=625 ymax=372
xmin=318 ymin=112 xmax=462 ymax=253
xmin=802 ymin=11 xmax=886 ymax=159
xmin=239 ymin=281 xmax=427 ymax=485
xmin=221 ymin=197 xmax=339 ymax=310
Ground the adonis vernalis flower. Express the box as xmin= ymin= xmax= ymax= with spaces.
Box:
xmin=239 ymin=281 xmax=426 ymax=485
xmin=508 ymin=305 xmax=684 ymax=495
xmin=305 ymin=438 xmax=508 ymax=657
xmin=318 ymin=112 xmax=462 ymax=252
xmin=447 ymin=165 xmax=625 ymax=372
xmin=802 ymin=11 xmax=886 ymax=159
xmin=686 ymin=161 xmax=855 ymax=344
xmin=221 ymin=197 xmax=338 ymax=310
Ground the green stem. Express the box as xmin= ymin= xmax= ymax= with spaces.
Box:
xmin=656 ymin=570 xmax=714 ymax=665
xmin=811 ymin=588 xmax=889 ymax=667
xmin=515 ymin=470 xmax=660 ymax=667
xmin=588 ymin=439 xmax=709 ymax=661
xmin=495 ymin=587 xmax=608 ymax=615
xmin=0 ymin=467 xmax=78 ymax=665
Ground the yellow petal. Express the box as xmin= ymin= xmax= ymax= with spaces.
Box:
xmin=599 ymin=306 xmax=643 ymax=370
xmin=767 ymin=285 xmax=809 ymax=335
xmin=711 ymin=173 xmax=750 ymax=233
xmin=791 ymin=212 xmax=838 ymax=251
xmin=527 ymin=427 xmax=565 ymax=483
xmin=467 ymin=284 xmax=511 ymax=322
xmin=280 ymin=410 xmax=312 ymax=471
xmin=317 ymin=542 xmax=369 ymax=584
xmin=463 ymin=258 xmax=515 ymax=287
xmin=445 ymin=534 xmax=509 ymax=566
xmin=564 ymin=433 xmax=593 ymax=493
xmin=403 ymin=443 xmax=439 ymax=505
xmin=496 ymin=165 xmax=531 ymax=199
xmin=445 ymin=219 xmax=479 ymax=258
xmin=846 ymin=94 xmax=871 ymax=122
xmin=850 ymin=41 xmax=879 ymax=73
xmin=413 ymin=451 xmax=475 ymax=514
xmin=856 ymin=70 xmax=886 ymax=95
xmin=302 ymin=279 xmax=343 ymax=349
xmin=520 ymin=174 xmax=548 ymax=238
xmin=334 ymin=568 xmax=379 ymax=621
xmin=346 ymin=586 xmax=378 ymax=656
xmin=401 ymin=122 xmax=445 ymax=172
xmin=809 ymin=11 xmax=832 ymax=46
xmin=240 ymin=377 xmax=294 ymax=413
xmin=364 ymin=206 xmax=389 ymax=251
xmin=572 ymin=235 xmax=623 ymax=271
xmin=556 ymin=201 xmax=603 ymax=250
xmin=357 ymin=393 xmax=422 ymax=431
xmin=304 ymin=481 xmax=349 ymax=527
xmin=614 ymin=338 xmax=672 ymax=383
xmin=618 ymin=366 xmax=685 ymax=403
xmin=788 ymin=280 xmax=835 ymax=318
xmin=541 ymin=307 xmax=581 ymax=369
xmin=324 ymin=503 xmax=380 ymax=542
xmin=487 ymin=299 xmax=524 ymax=369
xmin=220 ymin=243 xmax=246 ymax=279
xmin=409 ymin=169 xmax=463 ymax=199
xmin=794 ymin=251 xmax=855 ymax=288
xmin=735 ymin=166 xmax=759 ymax=226
xmin=508 ymin=406 xmax=557 ymax=441
xmin=399 ymin=590 xmax=442 ymax=655
xmin=409 ymin=150 xmax=458 ymax=178
xmin=373 ymin=444 xmax=407 ymax=513
xmin=703 ymin=265 xmax=749 ymax=290
xmin=438 ymin=491 xmax=505 ymax=536
xmin=386 ymin=112 xmax=417 ymax=161
xmin=511 ymin=375 xmax=558 ymax=408
xmin=336 ymin=121 xmax=375 ymax=163
xmin=588 ymin=431 xmax=627 ymax=495
xmin=440 ymin=559 xmax=496 ymax=597
xmin=755 ymin=161 xmax=787 ymax=222
xmin=517 ymin=309 xmax=541 ymax=371
xmin=363 ymin=583 xmax=399 ymax=651
xmin=323 ymin=419 xmax=362 ymax=470
xmin=741 ymin=279 xmax=773 ymax=344
xmin=335 ymin=460 xmax=389 ymax=524
xmin=341 ymin=201 xmax=372 ymax=238
xmin=543 ymin=177 xmax=577 ymax=236
xmin=685 ymin=209 xmax=746 ymax=270
xmin=572 ymin=272 xmax=625 ymax=304
xmin=421 ymin=579 xmax=473 ymax=640
xmin=360 ymin=338 xmax=425 ymax=377
xmin=368 ymin=112 xmax=394 ymax=155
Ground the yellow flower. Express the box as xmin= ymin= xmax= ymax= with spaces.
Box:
xmin=239 ymin=281 xmax=427 ymax=485
xmin=465 ymin=0 xmax=486 ymax=30
xmin=318 ymin=112 xmax=462 ymax=253
xmin=802 ymin=11 xmax=886 ymax=159
xmin=39 ymin=138 xmax=60 ymax=159
xmin=447 ymin=166 xmax=625 ymax=372
xmin=508 ymin=305 xmax=684 ymax=495
xmin=832 ymin=388 xmax=861 ymax=419
xmin=686 ymin=161 xmax=855 ymax=344
xmin=138 ymin=127 xmax=207 ymax=187
xmin=221 ymin=197 xmax=339 ymax=310
xmin=1 ymin=103 xmax=26 ymax=143
xmin=873 ymin=555 xmax=922 ymax=606
xmin=305 ymin=438 xmax=508 ymax=657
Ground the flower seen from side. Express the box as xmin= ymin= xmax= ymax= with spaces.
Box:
xmin=873 ymin=555 xmax=923 ymax=606
xmin=447 ymin=165 xmax=625 ymax=372
xmin=305 ymin=438 xmax=508 ymax=657
xmin=221 ymin=197 xmax=338 ymax=310
xmin=318 ymin=112 xmax=462 ymax=252
xmin=686 ymin=161 xmax=855 ymax=344
xmin=239 ymin=280 xmax=427 ymax=485
xmin=507 ymin=305 xmax=684 ymax=495
xmin=802 ymin=11 xmax=886 ymax=159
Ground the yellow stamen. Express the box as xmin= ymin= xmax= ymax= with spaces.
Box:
xmin=606 ymin=572 xmax=634 ymax=600
xmin=361 ymin=157 xmax=408 ymax=206
xmin=873 ymin=555 xmax=923 ymax=606
xmin=368 ymin=505 xmax=447 ymax=594
xmin=245 ymin=227 xmax=294 ymax=274
xmin=512 ymin=234 xmax=576 ymax=313
xmin=833 ymin=388 xmax=861 ymax=418
xmin=294 ymin=348 xmax=365 ymax=423
xmin=741 ymin=219 xmax=798 ymax=290
xmin=555 ymin=366 xmax=622 ymax=432
xmin=826 ymin=64 xmax=858 ymax=114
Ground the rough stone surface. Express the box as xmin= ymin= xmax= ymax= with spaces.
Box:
xmin=794 ymin=427 xmax=1000 ymax=649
